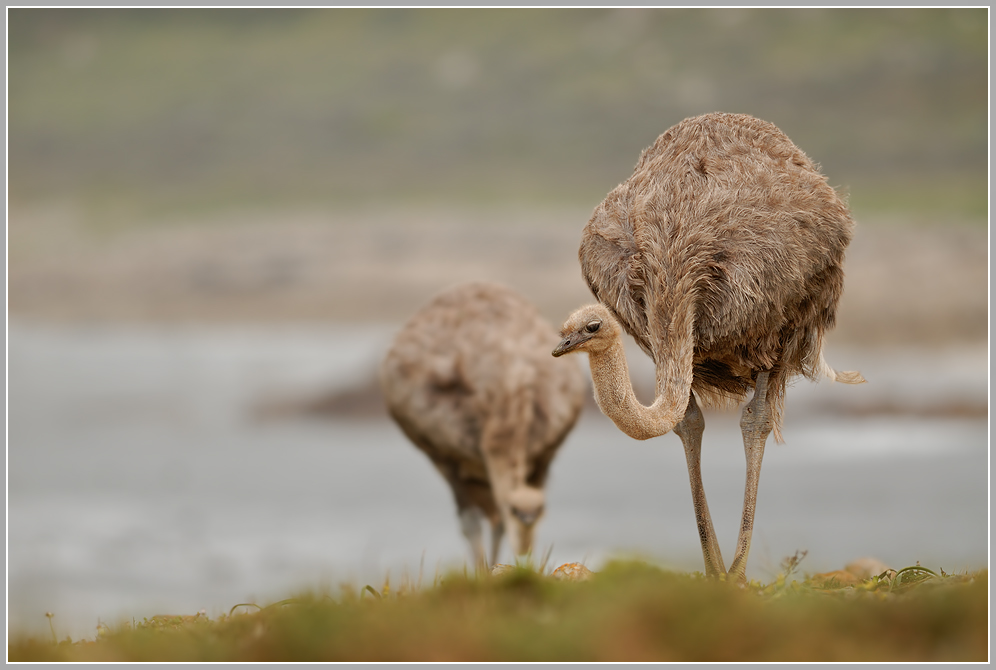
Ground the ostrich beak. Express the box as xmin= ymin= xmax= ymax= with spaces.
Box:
xmin=551 ymin=335 xmax=577 ymax=357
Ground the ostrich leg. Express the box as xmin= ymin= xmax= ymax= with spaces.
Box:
xmin=489 ymin=518 xmax=505 ymax=568
xmin=673 ymin=392 xmax=726 ymax=578
xmin=478 ymin=391 xmax=532 ymax=563
xmin=458 ymin=506 xmax=489 ymax=570
xmin=433 ymin=459 xmax=490 ymax=570
xmin=727 ymin=371 xmax=773 ymax=584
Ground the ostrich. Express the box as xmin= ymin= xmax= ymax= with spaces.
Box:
xmin=552 ymin=112 xmax=864 ymax=583
xmin=380 ymin=282 xmax=586 ymax=568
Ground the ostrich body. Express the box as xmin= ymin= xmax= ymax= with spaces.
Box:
xmin=553 ymin=113 xmax=863 ymax=583
xmin=381 ymin=282 xmax=586 ymax=567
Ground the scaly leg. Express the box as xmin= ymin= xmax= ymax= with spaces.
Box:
xmin=459 ymin=507 xmax=488 ymax=570
xmin=479 ymin=409 xmax=530 ymax=563
xmin=489 ymin=516 xmax=505 ymax=568
xmin=673 ymin=392 xmax=726 ymax=578
xmin=432 ymin=459 xmax=491 ymax=571
xmin=727 ymin=371 xmax=773 ymax=584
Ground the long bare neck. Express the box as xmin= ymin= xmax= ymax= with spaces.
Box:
xmin=586 ymin=339 xmax=685 ymax=440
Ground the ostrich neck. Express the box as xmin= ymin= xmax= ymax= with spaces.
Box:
xmin=586 ymin=339 xmax=684 ymax=440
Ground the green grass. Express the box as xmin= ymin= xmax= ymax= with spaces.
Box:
xmin=9 ymin=560 xmax=988 ymax=662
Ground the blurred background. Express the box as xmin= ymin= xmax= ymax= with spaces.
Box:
xmin=7 ymin=8 xmax=988 ymax=641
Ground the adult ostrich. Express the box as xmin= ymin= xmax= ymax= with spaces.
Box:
xmin=381 ymin=282 xmax=586 ymax=568
xmin=552 ymin=113 xmax=864 ymax=583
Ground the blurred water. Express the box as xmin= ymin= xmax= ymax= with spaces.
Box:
xmin=7 ymin=321 xmax=989 ymax=641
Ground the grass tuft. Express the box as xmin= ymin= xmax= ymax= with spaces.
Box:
xmin=8 ymin=559 xmax=987 ymax=662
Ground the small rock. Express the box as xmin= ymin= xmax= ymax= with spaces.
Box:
xmin=490 ymin=563 xmax=515 ymax=576
xmin=551 ymin=562 xmax=593 ymax=581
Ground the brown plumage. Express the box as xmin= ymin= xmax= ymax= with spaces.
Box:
xmin=553 ymin=112 xmax=863 ymax=583
xmin=381 ymin=282 xmax=586 ymax=568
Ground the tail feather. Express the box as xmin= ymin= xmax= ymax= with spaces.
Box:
xmin=832 ymin=369 xmax=866 ymax=384
xmin=812 ymin=349 xmax=866 ymax=385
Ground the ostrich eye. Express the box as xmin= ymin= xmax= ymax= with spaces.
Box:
xmin=585 ymin=321 xmax=601 ymax=334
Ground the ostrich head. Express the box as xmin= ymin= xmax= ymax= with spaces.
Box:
xmin=552 ymin=303 xmax=619 ymax=358
xmin=507 ymin=485 xmax=545 ymax=556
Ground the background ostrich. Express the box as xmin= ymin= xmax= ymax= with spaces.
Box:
xmin=553 ymin=112 xmax=864 ymax=583
xmin=381 ymin=281 xmax=586 ymax=568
